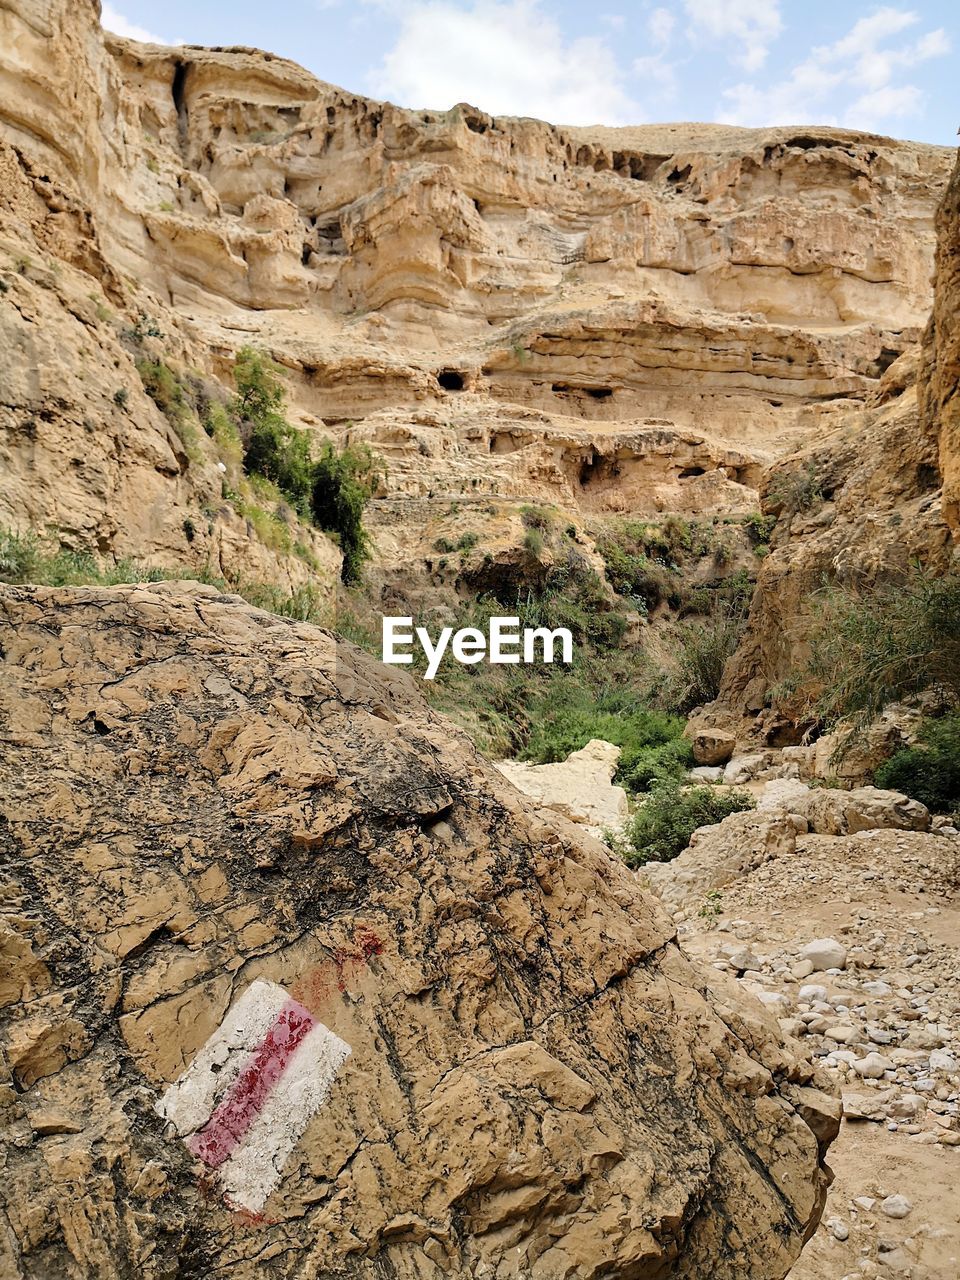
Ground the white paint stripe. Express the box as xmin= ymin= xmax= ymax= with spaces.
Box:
xmin=218 ymin=1021 xmax=351 ymax=1213
xmin=155 ymin=979 xmax=288 ymax=1136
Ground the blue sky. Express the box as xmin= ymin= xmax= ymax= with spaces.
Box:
xmin=101 ymin=2 xmax=958 ymax=144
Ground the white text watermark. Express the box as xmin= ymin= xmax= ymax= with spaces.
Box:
xmin=381 ymin=616 xmax=573 ymax=679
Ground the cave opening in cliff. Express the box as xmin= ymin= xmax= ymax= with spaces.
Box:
xmin=578 ymin=455 xmax=603 ymax=487
xmin=172 ymin=61 xmax=189 ymax=116
xmin=679 ymin=466 xmax=706 ymax=478
xmin=437 ymin=370 xmax=465 ymax=391
xmin=585 ymin=387 xmax=613 ymax=400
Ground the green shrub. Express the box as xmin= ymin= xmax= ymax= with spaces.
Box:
xmin=233 ymin=347 xmax=313 ymax=514
xmin=805 ymin=570 xmax=960 ymax=730
xmin=522 ymin=528 xmax=545 ymax=558
xmin=203 ymin=399 xmax=243 ymax=471
xmin=520 ymin=505 xmax=554 ymax=532
xmin=521 ymin=682 xmax=687 ymax=787
xmin=617 ymin=778 xmax=754 ymax=867
xmin=310 ymin=441 xmax=382 ymax=584
xmin=238 ymin=581 xmax=327 ymax=623
xmin=0 ymin=525 xmax=329 ymax=625
xmin=665 ymin=596 xmax=749 ymax=713
xmin=618 ymin=735 xmax=694 ymax=792
xmin=0 ymin=528 xmax=41 ymax=581
xmin=136 ymin=358 xmax=189 ymax=425
xmin=767 ymin=462 xmax=824 ymax=516
xmin=745 ymin=511 xmax=776 ymax=545
xmin=874 ymin=713 xmax=960 ymax=813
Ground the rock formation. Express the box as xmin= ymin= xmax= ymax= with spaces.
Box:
xmin=0 ymin=0 xmax=953 ymax=603
xmin=496 ymin=738 xmax=629 ymax=838
xmin=708 ymin=149 xmax=960 ymax=736
xmin=1 ymin=583 xmax=837 ymax=1277
xmin=1 ymin=5 xmax=959 ymax=1272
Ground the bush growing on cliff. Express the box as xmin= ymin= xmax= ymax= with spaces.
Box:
xmin=231 ymin=347 xmax=382 ymax=582
xmin=233 ymin=347 xmax=314 ymax=514
xmin=874 ymin=713 xmax=960 ymax=813
xmin=666 ymin=594 xmax=750 ymax=713
xmin=806 ymin=570 xmax=960 ymax=729
xmin=767 ymin=463 xmax=823 ymax=516
xmin=616 ymin=778 xmax=755 ymax=867
xmin=310 ymin=441 xmax=382 ymax=584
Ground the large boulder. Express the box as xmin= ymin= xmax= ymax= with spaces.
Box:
xmin=758 ymin=781 xmax=930 ymax=835
xmin=640 ymin=809 xmax=803 ymax=911
xmin=495 ymin=738 xmax=629 ymax=837
xmin=0 ymin=584 xmax=836 ymax=1279
xmin=689 ymin=729 xmax=737 ymax=767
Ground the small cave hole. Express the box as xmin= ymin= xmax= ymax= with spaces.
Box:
xmin=585 ymin=387 xmax=613 ymax=400
xmin=437 ymin=370 xmax=465 ymax=391
xmin=678 ymin=466 xmax=706 ymax=478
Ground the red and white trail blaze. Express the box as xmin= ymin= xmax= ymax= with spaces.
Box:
xmin=156 ymin=979 xmax=351 ymax=1212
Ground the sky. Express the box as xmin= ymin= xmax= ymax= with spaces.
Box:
xmin=100 ymin=1 xmax=959 ymax=145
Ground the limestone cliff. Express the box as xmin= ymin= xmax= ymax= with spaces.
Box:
xmin=711 ymin=150 xmax=960 ymax=735
xmin=921 ymin=150 xmax=960 ymax=533
xmin=0 ymin=583 xmax=838 ymax=1278
xmin=0 ymin=0 xmax=953 ymax=602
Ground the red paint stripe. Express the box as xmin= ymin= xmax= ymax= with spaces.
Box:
xmin=186 ymin=999 xmax=314 ymax=1169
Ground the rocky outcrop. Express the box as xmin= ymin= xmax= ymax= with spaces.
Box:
xmin=0 ymin=582 xmax=837 ymax=1278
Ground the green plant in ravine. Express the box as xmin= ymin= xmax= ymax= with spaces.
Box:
xmin=520 ymin=681 xmax=689 ymax=791
xmin=615 ymin=778 xmax=754 ymax=867
xmin=874 ymin=713 xmax=960 ymax=814
xmin=803 ymin=569 xmax=960 ymax=731
xmin=667 ymin=594 xmax=751 ymax=713
xmin=697 ymin=890 xmax=724 ymax=924
xmin=310 ymin=441 xmax=382 ymax=584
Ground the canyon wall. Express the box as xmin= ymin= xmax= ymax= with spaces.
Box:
xmin=0 ymin=0 xmax=953 ymax=602
xmin=712 ymin=150 xmax=960 ymax=733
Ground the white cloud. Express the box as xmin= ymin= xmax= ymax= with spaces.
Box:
xmin=634 ymin=53 xmax=677 ymax=103
xmin=684 ymin=0 xmax=783 ymax=72
xmin=648 ymin=7 xmax=675 ymax=47
xmin=718 ymin=6 xmax=949 ymax=132
xmin=845 ymin=84 xmax=924 ymax=130
xmin=100 ymin=3 xmax=168 ymax=44
xmin=366 ymin=0 xmax=640 ymax=125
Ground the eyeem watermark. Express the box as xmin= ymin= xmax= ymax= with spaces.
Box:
xmin=382 ymin=616 xmax=573 ymax=680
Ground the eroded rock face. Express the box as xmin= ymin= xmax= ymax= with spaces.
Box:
xmin=0 ymin=0 xmax=953 ymax=594
xmin=0 ymin=583 xmax=835 ymax=1278
xmin=921 ymin=150 xmax=960 ymax=532
xmin=709 ymin=150 xmax=960 ymax=739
